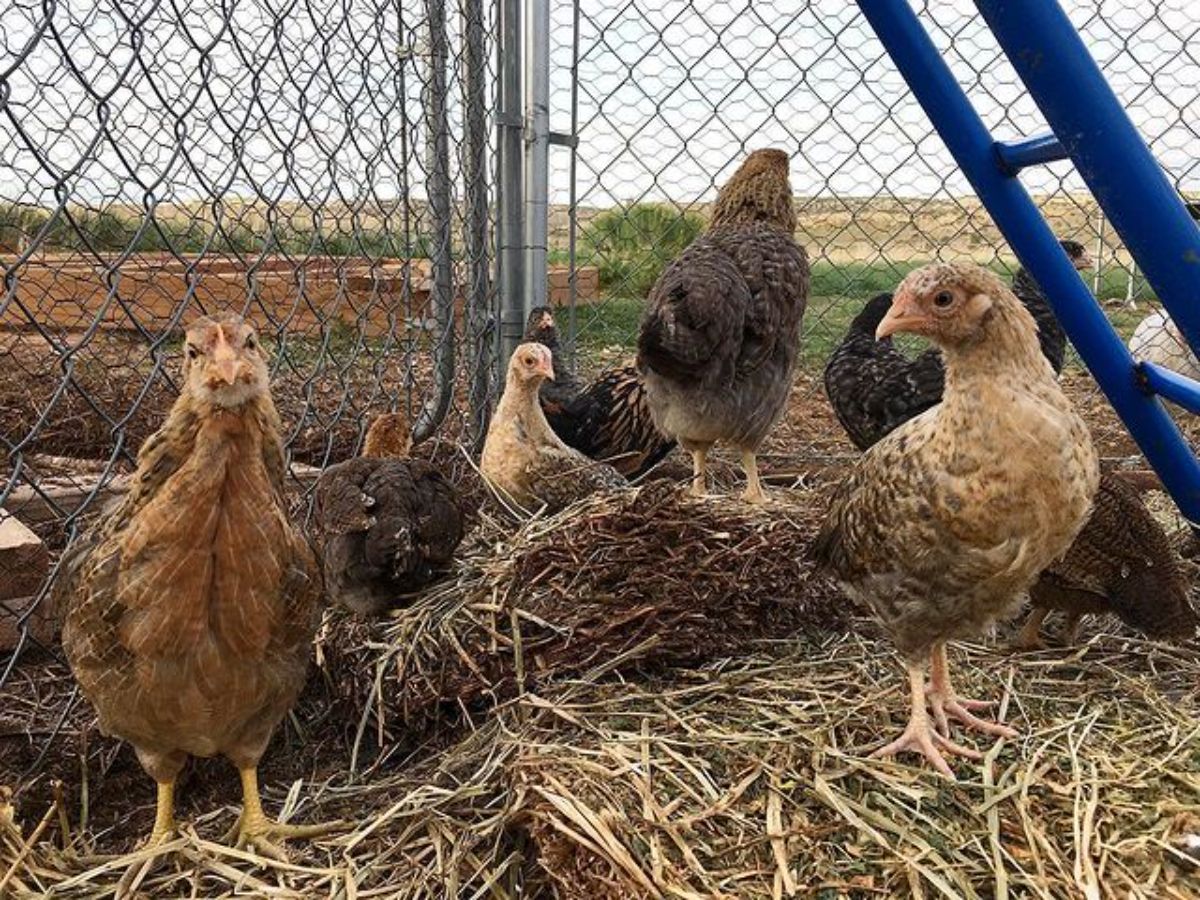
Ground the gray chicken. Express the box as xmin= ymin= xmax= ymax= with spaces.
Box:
xmin=636 ymin=148 xmax=809 ymax=503
xmin=312 ymin=413 xmax=465 ymax=615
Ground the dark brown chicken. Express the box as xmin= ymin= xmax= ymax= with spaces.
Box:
xmin=312 ymin=412 xmax=465 ymax=615
xmin=812 ymin=263 xmax=1098 ymax=778
xmin=524 ymin=306 xmax=675 ymax=479
xmin=55 ymin=314 xmax=334 ymax=858
xmin=481 ymin=342 xmax=626 ymax=512
xmin=1015 ymin=471 xmax=1198 ymax=648
xmin=637 ymin=148 xmax=809 ymax=503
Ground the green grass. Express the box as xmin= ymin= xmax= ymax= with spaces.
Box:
xmin=564 ymin=260 xmax=1155 ymax=374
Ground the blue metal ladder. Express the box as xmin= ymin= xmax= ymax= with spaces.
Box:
xmin=856 ymin=0 xmax=1200 ymax=523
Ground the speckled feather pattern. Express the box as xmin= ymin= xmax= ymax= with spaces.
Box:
xmin=1031 ymin=472 xmax=1198 ymax=639
xmin=56 ymin=385 xmax=321 ymax=779
xmin=812 ymin=265 xmax=1100 ymax=660
xmin=636 ymin=149 xmax=809 ymax=454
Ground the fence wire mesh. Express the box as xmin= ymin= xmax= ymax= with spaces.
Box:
xmin=2 ymin=1 xmax=1199 ymax=681
xmin=548 ymin=0 xmax=1200 ymax=462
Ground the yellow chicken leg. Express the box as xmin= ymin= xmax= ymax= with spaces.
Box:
xmin=149 ymin=780 xmax=177 ymax=844
xmin=741 ymin=451 xmax=768 ymax=504
xmin=871 ymin=661 xmax=982 ymax=780
xmin=927 ymin=643 xmax=1019 ymax=740
xmin=114 ymin=781 xmax=178 ymax=898
xmin=688 ymin=448 xmax=708 ymax=498
xmin=228 ymin=767 xmax=345 ymax=861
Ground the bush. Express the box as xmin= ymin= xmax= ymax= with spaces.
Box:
xmin=581 ymin=203 xmax=704 ymax=298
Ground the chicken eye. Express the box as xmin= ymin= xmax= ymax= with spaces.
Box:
xmin=186 ymin=345 xmax=200 ymax=360
xmin=933 ymin=290 xmax=954 ymax=308
xmin=244 ymin=334 xmax=257 ymax=350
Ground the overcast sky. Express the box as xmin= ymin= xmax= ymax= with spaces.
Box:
xmin=2 ymin=1 xmax=1196 ymax=219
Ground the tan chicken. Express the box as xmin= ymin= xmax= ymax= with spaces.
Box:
xmin=637 ymin=148 xmax=809 ymax=503
xmin=1015 ymin=471 xmax=1198 ymax=648
xmin=55 ymin=314 xmax=335 ymax=858
xmin=812 ymin=263 xmax=1099 ymax=778
xmin=481 ymin=342 xmax=626 ymax=512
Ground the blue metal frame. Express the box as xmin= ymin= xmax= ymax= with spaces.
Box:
xmin=855 ymin=0 xmax=1200 ymax=522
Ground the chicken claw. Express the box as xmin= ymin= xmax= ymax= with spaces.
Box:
xmin=225 ymin=768 xmax=345 ymax=861
xmin=740 ymin=451 xmax=769 ymax=505
xmin=871 ymin=663 xmax=982 ymax=780
xmin=928 ymin=644 xmax=1019 ymax=739
xmin=688 ymin=448 xmax=709 ymax=498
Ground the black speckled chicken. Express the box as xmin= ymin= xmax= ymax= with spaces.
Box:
xmin=55 ymin=314 xmax=336 ymax=858
xmin=637 ymin=148 xmax=809 ymax=503
xmin=481 ymin=342 xmax=627 ymax=513
xmin=312 ymin=412 xmax=465 ymax=616
xmin=524 ymin=305 xmax=675 ymax=479
xmin=812 ymin=263 xmax=1098 ymax=778
xmin=1015 ymin=471 xmax=1198 ymax=648
xmin=824 ymin=240 xmax=1090 ymax=451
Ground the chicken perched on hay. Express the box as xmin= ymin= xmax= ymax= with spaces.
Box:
xmin=322 ymin=480 xmax=845 ymax=749
xmin=813 ymin=263 xmax=1099 ymax=778
xmin=637 ymin=147 xmax=810 ymax=504
xmin=54 ymin=314 xmax=338 ymax=859
xmin=481 ymin=342 xmax=627 ymax=513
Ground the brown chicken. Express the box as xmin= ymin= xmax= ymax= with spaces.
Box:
xmin=637 ymin=148 xmax=809 ymax=503
xmin=312 ymin=412 xmax=465 ymax=615
xmin=1015 ymin=471 xmax=1198 ymax=648
xmin=524 ymin=305 xmax=675 ymax=479
xmin=481 ymin=342 xmax=626 ymax=512
xmin=55 ymin=314 xmax=335 ymax=858
xmin=812 ymin=263 xmax=1099 ymax=778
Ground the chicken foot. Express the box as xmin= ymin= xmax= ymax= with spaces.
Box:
xmin=113 ymin=781 xmax=179 ymax=898
xmin=225 ymin=767 xmax=345 ymax=861
xmin=927 ymin=644 xmax=1019 ymax=739
xmin=741 ymin=451 xmax=768 ymax=505
xmin=688 ymin=448 xmax=709 ymax=498
xmin=870 ymin=661 xmax=982 ymax=780
xmin=1012 ymin=607 xmax=1049 ymax=651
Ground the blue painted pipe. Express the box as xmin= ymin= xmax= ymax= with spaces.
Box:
xmin=993 ymin=133 xmax=1067 ymax=175
xmin=1138 ymin=363 xmax=1200 ymax=417
xmin=855 ymin=0 xmax=1200 ymax=521
xmin=977 ymin=0 xmax=1200 ymax=355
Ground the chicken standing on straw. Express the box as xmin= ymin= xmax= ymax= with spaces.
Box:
xmin=481 ymin=341 xmax=626 ymax=513
xmin=637 ymin=148 xmax=809 ymax=503
xmin=56 ymin=314 xmax=338 ymax=859
xmin=312 ymin=411 xmax=465 ymax=615
xmin=812 ymin=263 xmax=1099 ymax=777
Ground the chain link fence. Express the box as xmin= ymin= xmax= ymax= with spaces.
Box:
xmin=547 ymin=0 xmax=1200 ymax=462
xmin=2 ymin=2 xmax=1198 ymax=677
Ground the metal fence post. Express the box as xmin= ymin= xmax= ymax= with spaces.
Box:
xmin=524 ymin=0 xmax=550 ymax=316
xmin=463 ymin=0 xmax=492 ymax=446
xmin=496 ymin=0 xmax=525 ymax=371
xmin=412 ymin=0 xmax=455 ymax=443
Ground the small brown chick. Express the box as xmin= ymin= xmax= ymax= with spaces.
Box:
xmin=1015 ymin=471 xmax=1198 ymax=648
xmin=312 ymin=412 xmax=465 ymax=615
xmin=56 ymin=314 xmax=337 ymax=859
xmin=812 ymin=262 xmax=1099 ymax=778
xmin=481 ymin=342 xmax=626 ymax=513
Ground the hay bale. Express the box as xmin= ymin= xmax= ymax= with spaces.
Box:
xmin=321 ymin=481 xmax=846 ymax=757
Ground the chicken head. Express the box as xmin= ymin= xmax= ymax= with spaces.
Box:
xmin=183 ymin=313 xmax=269 ymax=407
xmin=509 ymin=341 xmax=556 ymax=385
xmin=876 ymin=264 xmax=1006 ymax=347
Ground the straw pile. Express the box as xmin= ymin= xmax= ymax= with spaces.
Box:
xmin=319 ymin=480 xmax=846 ymax=765
xmin=4 ymin=631 xmax=1197 ymax=897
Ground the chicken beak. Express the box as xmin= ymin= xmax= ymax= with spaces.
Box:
xmin=212 ymin=338 xmax=239 ymax=385
xmin=876 ymin=292 xmax=924 ymax=339
xmin=1073 ymin=250 xmax=1093 ymax=272
xmin=540 ymin=358 xmax=556 ymax=381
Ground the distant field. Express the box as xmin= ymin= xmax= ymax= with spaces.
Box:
xmin=566 ymin=259 xmax=1153 ymax=374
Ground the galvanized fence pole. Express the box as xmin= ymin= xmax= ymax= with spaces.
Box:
xmin=462 ymin=0 xmax=492 ymax=446
xmin=496 ymin=0 xmax=526 ymax=371
xmin=523 ymin=0 xmax=551 ymax=316
xmin=413 ymin=0 xmax=455 ymax=442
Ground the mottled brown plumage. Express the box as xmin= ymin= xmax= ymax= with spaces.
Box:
xmin=312 ymin=412 xmax=466 ymax=615
xmin=481 ymin=342 xmax=627 ymax=513
xmin=1016 ymin=471 xmax=1198 ymax=648
xmin=812 ymin=263 xmax=1099 ymax=778
xmin=637 ymin=147 xmax=809 ymax=503
xmin=56 ymin=313 xmax=335 ymax=857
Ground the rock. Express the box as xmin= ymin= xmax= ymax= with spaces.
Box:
xmin=0 ymin=513 xmax=53 ymax=651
